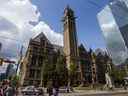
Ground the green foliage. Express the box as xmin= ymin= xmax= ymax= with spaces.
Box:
xmin=69 ymin=63 xmax=77 ymax=74
xmin=55 ymin=52 xmax=68 ymax=86
xmin=111 ymin=66 xmax=127 ymax=83
xmin=42 ymin=50 xmax=68 ymax=86
xmin=43 ymin=61 xmax=55 ymax=81
xmin=11 ymin=75 xmax=20 ymax=87
xmin=69 ymin=63 xmax=78 ymax=85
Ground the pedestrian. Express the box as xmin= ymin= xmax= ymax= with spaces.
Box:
xmin=47 ymin=81 xmax=53 ymax=96
xmin=0 ymin=86 xmax=3 ymax=96
xmin=70 ymin=86 xmax=74 ymax=92
xmin=4 ymin=81 xmax=15 ymax=96
xmin=37 ymin=86 xmax=44 ymax=96
xmin=15 ymin=87 xmax=19 ymax=96
xmin=124 ymin=79 xmax=128 ymax=90
xmin=66 ymin=84 xmax=70 ymax=93
xmin=2 ymin=80 xmax=8 ymax=96
xmin=66 ymin=83 xmax=74 ymax=93
xmin=53 ymin=81 xmax=59 ymax=96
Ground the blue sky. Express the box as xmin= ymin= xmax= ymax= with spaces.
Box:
xmin=32 ymin=0 xmax=109 ymax=50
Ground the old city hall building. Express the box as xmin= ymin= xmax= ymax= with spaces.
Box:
xmin=20 ymin=6 xmax=109 ymax=86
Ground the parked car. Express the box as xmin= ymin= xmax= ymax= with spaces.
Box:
xmin=21 ymin=86 xmax=39 ymax=95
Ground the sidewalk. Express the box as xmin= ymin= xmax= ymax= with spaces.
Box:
xmin=18 ymin=88 xmax=128 ymax=96
xmin=55 ymin=89 xmax=128 ymax=96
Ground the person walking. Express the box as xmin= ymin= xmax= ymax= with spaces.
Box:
xmin=37 ymin=86 xmax=44 ymax=96
xmin=53 ymin=81 xmax=59 ymax=96
xmin=0 ymin=86 xmax=4 ymax=96
xmin=47 ymin=81 xmax=53 ymax=96
xmin=66 ymin=84 xmax=70 ymax=93
xmin=66 ymin=82 xmax=74 ymax=93
xmin=124 ymin=79 xmax=128 ymax=90
xmin=4 ymin=82 xmax=15 ymax=96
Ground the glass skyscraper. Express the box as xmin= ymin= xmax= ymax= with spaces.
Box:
xmin=97 ymin=0 xmax=128 ymax=64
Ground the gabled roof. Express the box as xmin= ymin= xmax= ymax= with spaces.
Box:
xmin=79 ymin=44 xmax=87 ymax=53
xmin=31 ymin=32 xmax=64 ymax=54
xmin=32 ymin=32 xmax=51 ymax=44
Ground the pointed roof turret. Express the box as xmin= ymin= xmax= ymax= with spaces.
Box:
xmin=64 ymin=5 xmax=74 ymax=17
xmin=79 ymin=44 xmax=87 ymax=52
xmin=64 ymin=5 xmax=73 ymax=12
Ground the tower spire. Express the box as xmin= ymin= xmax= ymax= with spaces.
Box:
xmin=64 ymin=5 xmax=72 ymax=11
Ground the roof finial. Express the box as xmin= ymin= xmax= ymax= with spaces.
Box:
xmin=64 ymin=4 xmax=70 ymax=12
xmin=64 ymin=4 xmax=74 ymax=13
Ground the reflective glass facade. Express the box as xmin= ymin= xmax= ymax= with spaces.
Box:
xmin=97 ymin=0 xmax=128 ymax=64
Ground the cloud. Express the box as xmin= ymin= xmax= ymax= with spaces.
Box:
xmin=32 ymin=21 xmax=63 ymax=46
xmin=97 ymin=4 xmax=128 ymax=64
xmin=0 ymin=0 xmax=63 ymax=61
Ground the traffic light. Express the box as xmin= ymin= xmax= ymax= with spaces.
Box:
xmin=0 ymin=58 xmax=3 ymax=66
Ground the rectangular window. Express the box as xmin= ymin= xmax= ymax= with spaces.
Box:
xmin=29 ymin=69 xmax=35 ymax=78
xmin=31 ymin=55 xmax=37 ymax=66
xmin=36 ymin=70 xmax=41 ymax=78
xmin=38 ymin=56 xmax=43 ymax=67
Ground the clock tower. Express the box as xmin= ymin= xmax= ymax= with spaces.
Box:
xmin=63 ymin=6 xmax=79 ymax=70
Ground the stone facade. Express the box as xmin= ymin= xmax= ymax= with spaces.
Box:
xmin=20 ymin=6 xmax=110 ymax=86
xmin=63 ymin=6 xmax=79 ymax=70
xmin=20 ymin=33 xmax=62 ymax=86
xmin=78 ymin=44 xmax=92 ymax=84
xmin=96 ymin=53 xmax=112 ymax=84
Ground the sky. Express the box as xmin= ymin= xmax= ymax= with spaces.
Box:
xmin=0 ymin=0 xmax=110 ymax=60
xmin=32 ymin=0 xmax=110 ymax=49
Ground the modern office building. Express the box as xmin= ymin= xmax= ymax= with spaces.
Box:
xmin=97 ymin=0 xmax=128 ymax=64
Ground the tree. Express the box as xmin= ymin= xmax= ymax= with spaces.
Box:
xmin=42 ymin=60 xmax=55 ymax=86
xmin=55 ymin=51 xmax=68 ymax=86
xmin=69 ymin=63 xmax=78 ymax=86
xmin=42 ymin=50 xmax=68 ymax=86
xmin=11 ymin=75 xmax=20 ymax=87
xmin=111 ymin=65 xmax=127 ymax=86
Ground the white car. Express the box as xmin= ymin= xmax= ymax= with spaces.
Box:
xmin=22 ymin=86 xmax=39 ymax=95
